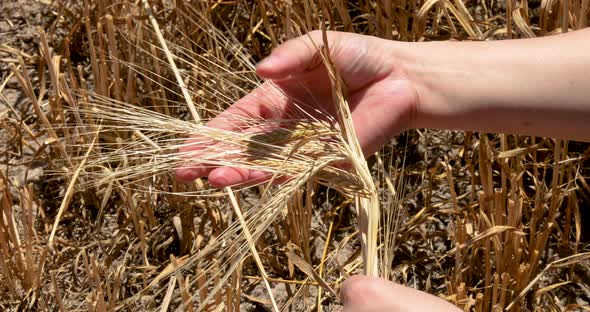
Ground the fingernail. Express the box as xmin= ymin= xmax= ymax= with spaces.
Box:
xmin=209 ymin=176 xmax=229 ymax=188
xmin=208 ymin=168 xmax=232 ymax=188
xmin=256 ymin=54 xmax=278 ymax=71
xmin=175 ymin=169 xmax=198 ymax=182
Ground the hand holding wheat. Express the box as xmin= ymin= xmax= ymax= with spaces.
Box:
xmin=176 ymin=29 xmax=590 ymax=189
xmin=175 ymin=31 xmax=418 ymax=187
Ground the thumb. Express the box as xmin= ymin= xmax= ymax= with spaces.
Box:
xmin=255 ymin=31 xmax=325 ymax=79
xmin=341 ymin=275 xmax=461 ymax=312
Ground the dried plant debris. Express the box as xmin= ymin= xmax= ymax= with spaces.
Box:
xmin=0 ymin=0 xmax=589 ymax=311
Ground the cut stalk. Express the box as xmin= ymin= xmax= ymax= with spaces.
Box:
xmin=317 ymin=30 xmax=379 ymax=276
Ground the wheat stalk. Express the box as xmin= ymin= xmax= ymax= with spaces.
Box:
xmin=48 ymin=33 xmax=373 ymax=312
xmin=316 ymin=28 xmax=380 ymax=276
xmin=40 ymin=3 xmax=409 ymax=309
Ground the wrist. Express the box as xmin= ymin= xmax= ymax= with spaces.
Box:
xmin=391 ymin=31 xmax=590 ymax=141
xmin=391 ymin=40 xmax=492 ymax=131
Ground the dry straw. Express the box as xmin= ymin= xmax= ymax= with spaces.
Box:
xmin=45 ymin=4 xmax=379 ymax=309
xmin=2 ymin=0 xmax=589 ymax=311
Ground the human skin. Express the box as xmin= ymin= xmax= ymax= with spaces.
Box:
xmin=402 ymin=28 xmax=590 ymax=142
xmin=176 ymin=28 xmax=590 ymax=186
xmin=340 ymin=275 xmax=460 ymax=311
xmin=175 ymin=29 xmax=590 ymax=310
xmin=176 ymin=30 xmax=418 ymax=186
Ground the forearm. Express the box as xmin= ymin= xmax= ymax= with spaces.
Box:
xmin=396 ymin=28 xmax=590 ymax=141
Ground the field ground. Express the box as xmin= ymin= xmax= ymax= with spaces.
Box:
xmin=1 ymin=0 xmax=590 ymax=311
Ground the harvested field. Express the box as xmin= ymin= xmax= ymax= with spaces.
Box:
xmin=1 ymin=0 xmax=590 ymax=311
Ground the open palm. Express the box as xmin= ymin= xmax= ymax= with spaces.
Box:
xmin=176 ymin=31 xmax=418 ymax=187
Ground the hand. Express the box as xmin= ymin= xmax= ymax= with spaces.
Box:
xmin=175 ymin=31 xmax=418 ymax=187
xmin=341 ymin=275 xmax=461 ymax=312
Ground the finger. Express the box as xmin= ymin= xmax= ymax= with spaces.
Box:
xmin=256 ymin=31 xmax=325 ymax=79
xmin=208 ymin=167 xmax=274 ymax=188
xmin=341 ymin=275 xmax=460 ymax=312
xmin=175 ymin=165 xmax=210 ymax=183
xmin=208 ymin=167 xmax=290 ymax=188
xmin=256 ymin=31 xmax=385 ymax=91
xmin=175 ymin=119 xmax=290 ymax=184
